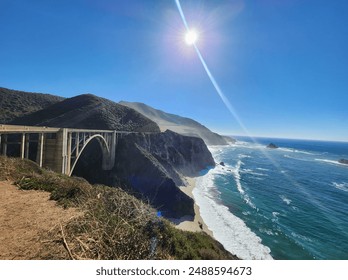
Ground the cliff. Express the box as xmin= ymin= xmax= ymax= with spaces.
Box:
xmin=120 ymin=101 xmax=235 ymax=145
xmin=112 ymin=130 xmax=215 ymax=218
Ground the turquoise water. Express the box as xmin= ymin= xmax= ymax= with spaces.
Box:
xmin=194 ymin=137 xmax=348 ymax=260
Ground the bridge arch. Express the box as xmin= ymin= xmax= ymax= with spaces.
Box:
xmin=69 ymin=134 xmax=110 ymax=176
xmin=0 ymin=125 xmax=117 ymax=176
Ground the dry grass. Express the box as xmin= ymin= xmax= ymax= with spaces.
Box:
xmin=0 ymin=156 xmax=237 ymax=260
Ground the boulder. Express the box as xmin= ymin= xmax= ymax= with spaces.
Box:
xmin=267 ymin=143 xmax=278 ymax=149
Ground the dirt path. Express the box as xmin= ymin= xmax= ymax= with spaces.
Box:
xmin=0 ymin=181 xmax=79 ymax=259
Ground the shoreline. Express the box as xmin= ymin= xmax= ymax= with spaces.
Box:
xmin=169 ymin=176 xmax=213 ymax=237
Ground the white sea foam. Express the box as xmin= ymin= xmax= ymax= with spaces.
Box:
xmin=332 ymin=182 xmax=348 ymax=192
xmin=241 ymin=168 xmax=268 ymax=177
xmin=280 ymin=195 xmax=292 ymax=205
xmin=229 ymin=160 xmax=256 ymax=209
xmin=315 ymin=158 xmax=348 ymax=167
xmin=283 ymin=154 xmax=311 ymax=162
xmin=231 ymin=160 xmax=244 ymax=194
xmin=194 ymin=168 xmax=273 ymax=260
xmin=259 ymin=228 xmax=275 ymax=236
xmin=291 ymin=232 xmax=312 ymax=242
xmin=256 ymin=167 xmax=269 ymax=171
xmin=239 ymin=154 xmax=251 ymax=159
xmin=279 ymin=148 xmax=316 ymax=155
xmin=271 ymin=212 xmax=280 ymax=223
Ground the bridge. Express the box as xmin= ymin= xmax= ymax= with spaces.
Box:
xmin=0 ymin=124 xmax=126 ymax=176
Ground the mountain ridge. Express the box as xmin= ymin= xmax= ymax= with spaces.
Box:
xmin=10 ymin=94 xmax=160 ymax=132
xmin=0 ymin=87 xmax=64 ymax=123
xmin=119 ymin=101 xmax=235 ymax=145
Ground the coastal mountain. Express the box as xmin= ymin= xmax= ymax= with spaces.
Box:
xmin=10 ymin=94 xmax=160 ymax=132
xmin=4 ymin=89 xmax=215 ymax=218
xmin=120 ymin=101 xmax=235 ymax=145
xmin=0 ymin=87 xmax=63 ymax=123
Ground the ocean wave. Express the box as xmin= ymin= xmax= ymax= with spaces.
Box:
xmin=214 ymin=165 xmax=232 ymax=176
xmin=241 ymin=168 xmax=268 ymax=177
xmin=278 ymin=148 xmax=316 ymax=155
xmin=238 ymin=154 xmax=251 ymax=159
xmin=291 ymin=206 xmax=299 ymax=212
xmin=291 ymin=232 xmax=312 ymax=242
xmin=259 ymin=228 xmax=275 ymax=236
xmin=231 ymin=160 xmax=244 ymax=194
xmin=283 ymin=154 xmax=311 ymax=162
xmin=315 ymin=158 xmax=348 ymax=167
xmin=194 ymin=169 xmax=273 ymax=260
xmin=280 ymin=195 xmax=292 ymax=205
xmin=229 ymin=161 xmax=256 ymax=209
xmin=332 ymin=182 xmax=348 ymax=192
xmin=272 ymin=211 xmax=280 ymax=223
xmin=256 ymin=167 xmax=269 ymax=171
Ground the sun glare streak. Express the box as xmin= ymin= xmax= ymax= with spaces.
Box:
xmin=174 ymin=0 xmax=249 ymax=134
xmin=174 ymin=0 xmax=347 ymax=236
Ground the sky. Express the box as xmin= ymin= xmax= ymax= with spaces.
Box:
xmin=1 ymin=0 xmax=347 ymax=141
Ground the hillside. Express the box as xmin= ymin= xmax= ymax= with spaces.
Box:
xmin=0 ymin=87 xmax=64 ymax=123
xmin=119 ymin=101 xmax=235 ymax=145
xmin=2 ymin=88 xmax=215 ymax=219
xmin=0 ymin=156 xmax=237 ymax=260
xmin=11 ymin=94 xmax=160 ymax=132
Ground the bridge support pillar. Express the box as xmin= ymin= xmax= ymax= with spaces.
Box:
xmin=37 ymin=133 xmax=44 ymax=167
xmin=2 ymin=135 xmax=7 ymax=156
xmin=25 ymin=134 xmax=30 ymax=159
xmin=102 ymin=131 xmax=117 ymax=170
xmin=20 ymin=134 xmax=25 ymax=159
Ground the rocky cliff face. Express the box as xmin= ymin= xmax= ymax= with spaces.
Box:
xmin=112 ymin=130 xmax=215 ymax=218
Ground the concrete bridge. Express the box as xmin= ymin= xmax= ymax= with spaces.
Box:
xmin=0 ymin=124 xmax=126 ymax=176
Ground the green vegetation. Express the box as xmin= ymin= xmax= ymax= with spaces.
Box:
xmin=0 ymin=156 xmax=237 ymax=260
xmin=0 ymin=87 xmax=63 ymax=123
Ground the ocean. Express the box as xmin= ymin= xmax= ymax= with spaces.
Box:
xmin=193 ymin=137 xmax=348 ymax=260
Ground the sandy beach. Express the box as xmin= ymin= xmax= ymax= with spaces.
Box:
xmin=170 ymin=176 xmax=213 ymax=237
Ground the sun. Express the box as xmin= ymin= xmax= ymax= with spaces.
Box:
xmin=185 ymin=29 xmax=198 ymax=45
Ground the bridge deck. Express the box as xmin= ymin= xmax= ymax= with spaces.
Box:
xmin=0 ymin=124 xmax=60 ymax=134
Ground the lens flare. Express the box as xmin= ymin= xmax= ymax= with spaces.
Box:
xmin=174 ymin=0 xmax=248 ymax=133
xmin=185 ymin=29 xmax=198 ymax=45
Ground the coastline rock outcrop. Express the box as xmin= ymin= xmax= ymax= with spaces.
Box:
xmin=267 ymin=143 xmax=279 ymax=149
xmin=338 ymin=159 xmax=348 ymax=165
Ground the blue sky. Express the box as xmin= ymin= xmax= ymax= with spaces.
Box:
xmin=1 ymin=0 xmax=347 ymax=141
